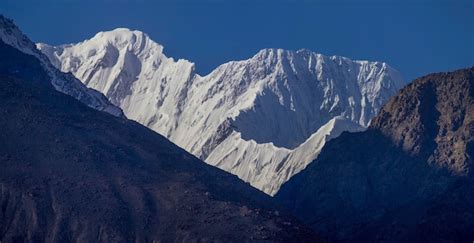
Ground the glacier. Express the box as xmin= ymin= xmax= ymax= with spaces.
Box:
xmin=38 ymin=28 xmax=406 ymax=195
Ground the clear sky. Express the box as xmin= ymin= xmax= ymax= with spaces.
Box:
xmin=1 ymin=0 xmax=473 ymax=80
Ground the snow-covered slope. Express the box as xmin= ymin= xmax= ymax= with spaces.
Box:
xmin=38 ymin=28 xmax=406 ymax=195
xmin=0 ymin=16 xmax=122 ymax=117
xmin=207 ymin=116 xmax=366 ymax=194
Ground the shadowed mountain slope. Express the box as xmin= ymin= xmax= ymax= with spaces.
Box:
xmin=0 ymin=41 xmax=319 ymax=242
xmin=0 ymin=15 xmax=123 ymax=117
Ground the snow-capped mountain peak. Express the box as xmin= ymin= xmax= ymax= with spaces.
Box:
xmin=38 ymin=29 xmax=406 ymax=195
xmin=87 ymin=28 xmax=163 ymax=55
xmin=38 ymin=27 xmax=196 ymax=111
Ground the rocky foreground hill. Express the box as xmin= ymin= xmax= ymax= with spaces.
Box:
xmin=276 ymin=67 xmax=474 ymax=242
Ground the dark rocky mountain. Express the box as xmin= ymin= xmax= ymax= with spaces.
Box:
xmin=276 ymin=67 xmax=474 ymax=242
xmin=0 ymin=39 xmax=319 ymax=241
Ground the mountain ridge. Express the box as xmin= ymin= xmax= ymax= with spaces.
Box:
xmin=38 ymin=27 xmax=406 ymax=195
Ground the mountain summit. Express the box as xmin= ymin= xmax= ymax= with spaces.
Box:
xmin=39 ymin=28 xmax=406 ymax=194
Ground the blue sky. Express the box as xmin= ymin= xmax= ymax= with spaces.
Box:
xmin=1 ymin=0 xmax=473 ymax=80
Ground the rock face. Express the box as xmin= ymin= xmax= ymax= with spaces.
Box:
xmin=276 ymin=67 xmax=474 ymax=242
xmin=371 ymin=69 xmax=474 ymax=173
xmin=38 ymin=29 xmax=405 ymax=194
xmin=0 ymin=42 xmax=319 ymax=242
xmin=0 ymin=15 xmax=122 ymax=117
